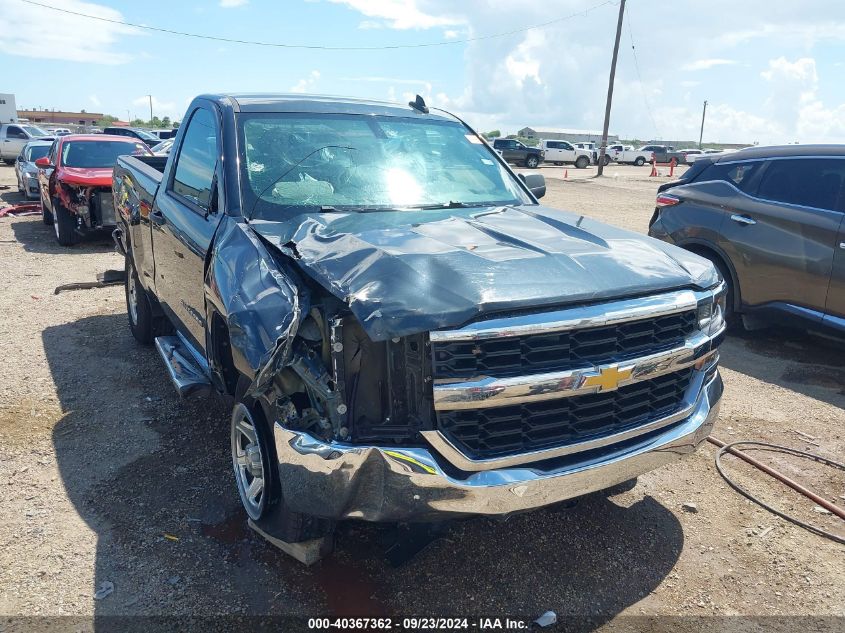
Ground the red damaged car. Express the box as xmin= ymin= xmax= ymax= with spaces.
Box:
xmin=36 ymin=135 xmax=151 ymax=245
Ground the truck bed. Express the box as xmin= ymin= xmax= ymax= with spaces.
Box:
xmin=114 ymin=154 xmax=166 ymax=206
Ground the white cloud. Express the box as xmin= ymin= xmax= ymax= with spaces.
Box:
xmin=1 ymin=0 xmax=142 ymax=64
xmin=219 ymin=0 xmax=248 ymax=7
xmin=761 ymin=56 xmax=817 ymax=82
xmin=291 ymin=70 xmax=321 ymax=94
xmin=680 ymin=80 xmax=700 ymax=88
xmin=326 ymin=0 xmax=464 ymax=30
xmin=341 ymin=76 xmax=430 ymax=85
xmin=133 ymin=95 xmax=177 ymax=119
xmin=89 ymin=94 xmax=102 ymax=108
xmin=681 ymin=58 xmax=737 ymax=71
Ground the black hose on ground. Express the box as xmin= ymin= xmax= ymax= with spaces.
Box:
xmin=712 ymin=439 xmax=845 ymax=545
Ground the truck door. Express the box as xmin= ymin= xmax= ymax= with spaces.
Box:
xmin=2 ymin=125 xmax=29 ymax=160
xmin=719 ymin=157 xmax=843 ymax=314
xmin=149 ymin=105 xmax=224 ymax=353
xmin=559 ymin=141 xmax=576 ymax=163
xmin=498 ymin=139 xmax=519 ymax=163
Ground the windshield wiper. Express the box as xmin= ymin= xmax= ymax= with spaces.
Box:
xmin=410 ymin=201 xmax=474 ymax=210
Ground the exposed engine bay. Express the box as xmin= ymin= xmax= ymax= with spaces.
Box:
xmin=267 ymin=303 xmax=433 ymax=447
xmin=56 ymin=183 xmax=116 ymax=228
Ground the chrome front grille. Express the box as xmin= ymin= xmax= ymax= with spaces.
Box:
xmin=431 ymin=311 xmax=696 ymax=379
xmin=436 ymin=367 xmax=694 ymax=460
xmin=424 ymin=288 xmax=724 ymax=468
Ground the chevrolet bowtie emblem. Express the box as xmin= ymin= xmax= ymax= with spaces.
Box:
xmin=582 ymin=365 xmax=633 ymax=392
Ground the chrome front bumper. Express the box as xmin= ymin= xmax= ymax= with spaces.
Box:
xmin=273 ymin=371 xmax=722 ymax=522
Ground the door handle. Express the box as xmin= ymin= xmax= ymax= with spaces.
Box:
xmin=150 ymin=210 xmax=166 ymax=226
xmin=730 ymin=214 xmax=756 ymax=226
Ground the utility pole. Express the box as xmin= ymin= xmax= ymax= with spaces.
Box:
xmin=698 ymin=100 xmax=708 ymax=149
xmin=147 ymin=95 xmax=153 ymax=124
xmin=597 ymin=0 xmax=625 ymax=177
xmin=126 ymin=109 xmax=131 ymax=124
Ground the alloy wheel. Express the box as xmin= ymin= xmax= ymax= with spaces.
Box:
xmin=231 ymin=404 xmax=266 ymax=520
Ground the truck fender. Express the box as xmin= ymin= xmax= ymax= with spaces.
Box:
xmin=204 ymin=218 xmax=309 ymax=398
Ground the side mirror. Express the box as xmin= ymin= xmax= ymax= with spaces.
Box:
xmin=35 ymin=157 xmax=51 ymax=168
xmin=519 ymin=173 xmax=546 ymax=199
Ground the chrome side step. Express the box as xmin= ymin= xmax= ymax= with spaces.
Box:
xmin=154 ymin=336 xmax=212 ymax=398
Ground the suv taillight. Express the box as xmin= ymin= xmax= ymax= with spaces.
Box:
xmin=656 ymin=194 xmax=680 ymax=207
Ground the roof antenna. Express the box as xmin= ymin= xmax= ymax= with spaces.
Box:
xmin=408 ymin=94 xmax=429 ymax=114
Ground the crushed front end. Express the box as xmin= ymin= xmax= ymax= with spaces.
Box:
xmin=56 ymin=182 xmax=118 ymax=231
xmin=270 ymin=283 xmax=726 ymax=522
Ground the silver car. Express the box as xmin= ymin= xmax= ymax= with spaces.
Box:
xmin=15 ymin=139 xmax=54 ymax=200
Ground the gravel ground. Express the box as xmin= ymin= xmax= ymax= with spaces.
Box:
xmin=0 ymin=162 xmax=843 ymax=628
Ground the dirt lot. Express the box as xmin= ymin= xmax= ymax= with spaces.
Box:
xmin=0 ymin=161 xmax=842 ymax=628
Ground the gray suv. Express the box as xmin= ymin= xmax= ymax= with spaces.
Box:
xmin=649 ymin=145 xmax=845 ymax=336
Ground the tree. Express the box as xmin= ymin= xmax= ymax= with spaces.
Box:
xmin=484 ymin=129 xmax=501 ymax=139
xmin=162 ymin=116 xmax=171 ymax=128
xmin=96 ymin=115 xmax=119 ymax=128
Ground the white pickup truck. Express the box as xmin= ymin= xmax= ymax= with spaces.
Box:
xmin=539 ymin=140 xmax=593 ymax=169
xmin=0 ymin=122 xmax=50 ymax=163
xmin=605 ymin=144 xmax=651 ymax=166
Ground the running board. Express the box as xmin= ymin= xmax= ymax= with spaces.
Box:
xmin=154 ymin=336 xmax=212 ymax=398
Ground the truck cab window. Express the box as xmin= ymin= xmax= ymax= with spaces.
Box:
xmin=172 ymin=109 xmax=218 ymax=211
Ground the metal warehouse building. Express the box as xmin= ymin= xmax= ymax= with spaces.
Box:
xmin=519 ymin=127 xmax=619 ymax=143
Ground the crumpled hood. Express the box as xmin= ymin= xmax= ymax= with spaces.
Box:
xmin=57 ymin=166 xmax=114 ymax=187
xmin=249 ymin=205 xmax=718 ymax=341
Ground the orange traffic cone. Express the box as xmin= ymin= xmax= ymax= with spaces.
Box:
xmin=669 ymin=160 xmax=675 ymax=178
xmin=564 ymin=169 xmax=568 ymax=179
xmin=649 ymin=157 xmax=658 ymax=177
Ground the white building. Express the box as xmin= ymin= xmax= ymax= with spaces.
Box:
xmin=518 ymin=126 xmax=619 ymax=144
xmin=0 ymin=94 xmax=18 ymax=124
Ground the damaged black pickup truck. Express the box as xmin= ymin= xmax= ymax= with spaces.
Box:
xmin=112 ymin=93 xmax=726 ymax=544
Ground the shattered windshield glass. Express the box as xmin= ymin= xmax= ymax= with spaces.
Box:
xmin=238 ymin=113 xmax=531 ymax=218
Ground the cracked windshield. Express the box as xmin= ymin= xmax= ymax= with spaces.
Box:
xmin=240 ymin=114 xmax=531 ymax=216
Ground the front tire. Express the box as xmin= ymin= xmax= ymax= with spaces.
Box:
xmin=231 ymin=382 xmax=334 ymax=543
xmin=52 ymin=198 xmax=78 ymax=246
xmin=575 ymin=156 xmax=589 ymax=169
xmin=634 ymin=156 xmax=646 ymax=166
xmin=602 ymin=154 xmax=611 ymax=166
xmin=525 ymin=155 xmax=539 ymax=169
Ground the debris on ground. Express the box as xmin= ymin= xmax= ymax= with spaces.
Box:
xmin=0 ymin=203 xmax=40 ymax=218
xmin=533 ymin=611 xmax=557 ymax=627
xmin=93 ymin=581 xmax=114 ymax=600
xmin=681 ymin=502 xmax=699 ymax=513
xmin=54 ymin=270 xmax=126 ymax=294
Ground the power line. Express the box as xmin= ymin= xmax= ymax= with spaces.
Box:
xmin=18 ymin=0 xmax=615 ymax=51
xmin=624 ymin=2 xmax=661 ymax=139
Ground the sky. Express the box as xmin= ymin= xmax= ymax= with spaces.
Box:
xmin=2 ymin=0 xmax=845 ymax=144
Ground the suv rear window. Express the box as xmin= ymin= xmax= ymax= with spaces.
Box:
xmin=755 ymin=158 xmax=845 ymax=211
xmin=700 ymin=160 xmax=761 ymax=192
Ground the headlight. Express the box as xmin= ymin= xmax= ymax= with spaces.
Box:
xmin=25 ymin=171 xmax=39 ymax=180
xmin=697 ymin=283 xmax=726 ymax=336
